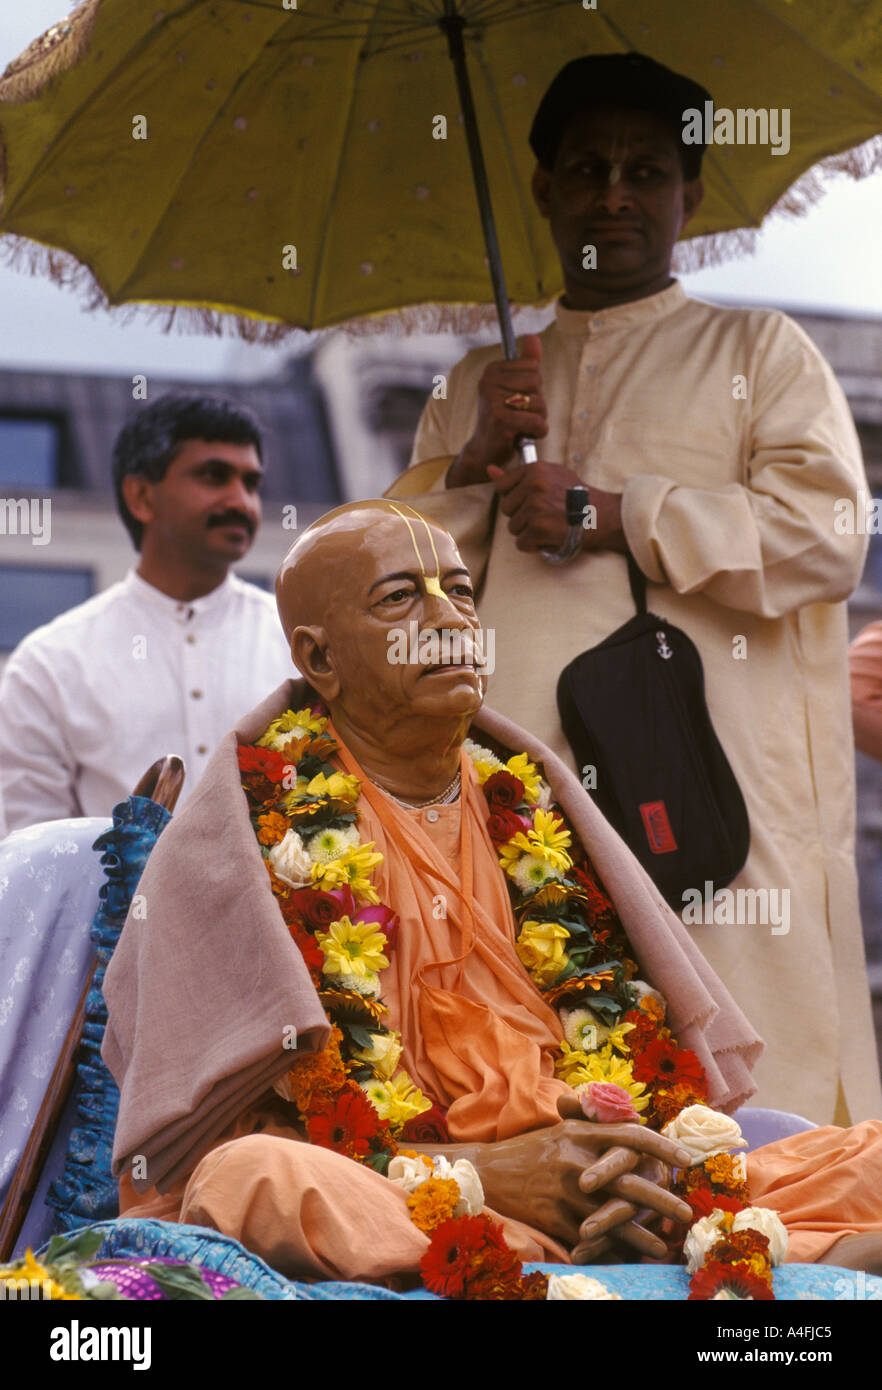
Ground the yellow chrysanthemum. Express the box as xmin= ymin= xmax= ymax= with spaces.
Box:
xmin=316 ymin=916 xmax=389 ymax=978
xmin=470 ymin=758 xmax=501 ymax=785
xmin=554 ymin=1040 xmax=592 ymax=1087
xmin=515 ymin=920 xmax=570 ymax=986
xmin=562 ymin=1044 xmax=650 ymax=1113
xmin=361 ymin=1071 xmax=431 ymax=1130
xmin=257 ymin=708 xmax=326 ymax=750
xmin=505 ymin=753 xmax=541 ymax=803
xmin=305 ymin=770 xmax=361 ymax=806
xmin=310 ymin=843 xmax=383 ymax=903
xmin=498 ymin=809 xmax=573 ymax=875
xmin=0 ymin=1249 xmax=80 ymax=1301
xmin=604 ymin=1021 xmax=637 ymax=1055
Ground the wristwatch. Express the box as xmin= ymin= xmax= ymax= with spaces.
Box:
xmin=541 ymin=486 xmax=590 ymax=565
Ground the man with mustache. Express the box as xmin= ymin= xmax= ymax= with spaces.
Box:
xmin=0 ymin=393 xmax=293 ymax=827
xmin=389 ymin=52 xmax=878 ymax=1129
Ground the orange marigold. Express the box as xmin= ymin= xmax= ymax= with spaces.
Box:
xmin=257 ymin=811 xmax=290 ymax=846
xmin=285 ymin=1025 xmax=347 ymax=1114
xmin=407 ymin=1177 xmax=461 ymax=1233
xmin=703 ymin=1152 xmax=749 ymax=1196
xmin=710 ymin=1230 xmax=772 ymax=1283
xmin=675 ymin=1167 xmax=714 ymax=1197
xmin=265 ymin=859 xmax=291 ymax=901
xmin=639 ymin=994 xmax=667 ymax=1024
xmin=648 ymin=1082 xmax=708 ymax=1129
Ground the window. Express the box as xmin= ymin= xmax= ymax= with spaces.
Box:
xmin=0 ymin=566 xmax=94 ymax=652
xmin=0 ymin=416 xmax=62 ymax=489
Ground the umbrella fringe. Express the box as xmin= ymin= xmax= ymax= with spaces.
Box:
xmin=2 ymin=130 xmax=880 ymax=343
xmin=0 ymin=1 xmax=102 ymax=106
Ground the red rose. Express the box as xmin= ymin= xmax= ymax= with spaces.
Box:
xmin=398 ymin=1105 xmax=451 ymax=1144
xmin=286 ymin=886 xmax=355 ymax=930
xmin=486 ymin=810 xmax=531 ymax=846
xmin=483 ymin=770 xmax=525 ymax=811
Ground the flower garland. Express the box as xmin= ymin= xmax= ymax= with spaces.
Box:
xmin=237 ymin=707 xmax=786 ymax=1301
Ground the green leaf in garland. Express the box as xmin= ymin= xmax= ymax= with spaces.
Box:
xmin=141 ymin=1262 xmax=217 ymax=1300
xmin=365 ymin=1151 xmax=392 ymax=1176
xmin=344 ymin=1024 xmax=377 ymax=1050
xmin=43 ymin=1228 xmax=105 ymax=1267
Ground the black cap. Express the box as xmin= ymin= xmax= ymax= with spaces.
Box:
xmin=529 ymin=51 xmax=712 ymax=179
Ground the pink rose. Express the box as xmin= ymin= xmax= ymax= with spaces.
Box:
xmin=579 ymin=1082 xmax=640 ymax=1125
xmin=356 ymin=902 xmax=400 ymax=951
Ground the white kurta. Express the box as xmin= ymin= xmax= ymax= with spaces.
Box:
xmin=0 ymin=570 xmax=294 ymax=828
xmin=389 ymin=280 xmax=880 ymax=1125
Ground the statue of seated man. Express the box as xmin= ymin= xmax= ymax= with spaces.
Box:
xmin=102 ymin=501 xmax=882 ymax=1291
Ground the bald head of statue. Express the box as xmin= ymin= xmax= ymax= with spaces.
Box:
xmin=275 ymin=501 xmax=487 ymax=795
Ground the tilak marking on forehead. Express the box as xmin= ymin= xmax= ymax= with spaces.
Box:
xmin=386 ymin=503 xmax=445 ymax=597
xmin=607 ymin=128 xmax=630 ymax=186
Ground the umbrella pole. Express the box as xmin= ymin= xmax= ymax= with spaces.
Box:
xmin=440 ymin=3 xmax=537 ymax=466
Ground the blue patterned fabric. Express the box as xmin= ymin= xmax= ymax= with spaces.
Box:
xmin=46 ymin=1219 xmax=405 ymax=1301
xmin=46 ymin=798 xmax=171 ymax=1230
xmin=0 ymin=817 xmax=110 ymax=1209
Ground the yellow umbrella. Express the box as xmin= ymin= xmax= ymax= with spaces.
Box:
xmin=1 ymin=0 xmax=880 ymax=343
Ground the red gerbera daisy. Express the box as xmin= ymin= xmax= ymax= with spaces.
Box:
xmin=686 ymin=1189 xmax=747 ymax=1222
xmin=631 ymin=1037 xmax=708 ymax=1090
xmin=290 ymin=927 xmax=325 ymax=974
xmin=236 ymin=744 xmax=290 ymax=782
xmin=420 ymin=1215 xmax=511 ymax=1299
xmin=306 ymin=1085 xmax=380 ymax=1159
xmin=689 ymin=1259 xmax=775 ymax=1301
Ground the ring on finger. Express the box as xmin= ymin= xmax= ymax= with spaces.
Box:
xmin=504 ymin=392 xmax=531 ymax=411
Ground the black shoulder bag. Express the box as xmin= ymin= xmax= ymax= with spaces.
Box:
xmin=556 ymin=555 xmax=750 ymax=910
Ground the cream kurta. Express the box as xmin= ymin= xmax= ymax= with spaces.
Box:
xmin=388 ymin=280 xmax=880 ymax=1126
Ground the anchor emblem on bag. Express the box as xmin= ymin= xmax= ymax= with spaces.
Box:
xmin=655 ymin=630 xmax=673 ymax=660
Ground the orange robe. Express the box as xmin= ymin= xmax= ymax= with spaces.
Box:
xmin=121 ymin=752 xmax=882 ymax=1277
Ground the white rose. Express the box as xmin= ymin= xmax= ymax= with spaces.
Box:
xmin=427 ymin=1155 xmax=484 ymax=1215
xmin=661 ymin=1104 xmax=747 ymax=1166
xmin=445 ymin=1159 xmax=484 ymax=1216
xmin=267 ymin=829 xmax=313 ymax=888
xmin=732 ymin=1207 xmax=788 ymax=1266
xmin=683 ymin=1211 xmax=730 ymax=1273
xmin=546 ymin=1274 xmax=621 ymax=1301
xmin=387 ymin=1153 xmax=434 ymax=1194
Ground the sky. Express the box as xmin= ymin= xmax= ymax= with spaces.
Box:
xmin=0 ymin=3 xmax=881 ymax=381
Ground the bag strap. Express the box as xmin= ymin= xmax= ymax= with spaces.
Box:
xmin=627 ymin=551 xmax=647 ymax=614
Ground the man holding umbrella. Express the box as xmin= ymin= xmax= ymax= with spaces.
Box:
xmin=388 ymin=52 xmax=878 ymax=1128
